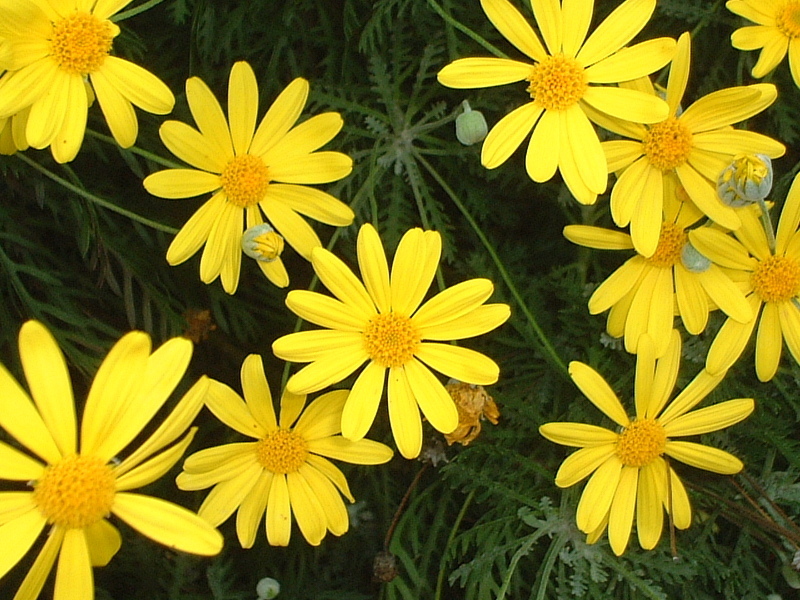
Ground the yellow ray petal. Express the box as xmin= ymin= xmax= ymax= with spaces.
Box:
xmin=569 ymin=361 xmax=629 ymax=426
xmin=576 ymin=455 xmax=623 ymax=532
xmin=688 ymin=228 xmax=755 ymax=271
xmin=286 ymin=290 xmax=367 ymax=331
xmin=779 ymin=301 xmax=800 ymax=367
xmin=0 ymin=509 xmax=47 ymax=580
xmin=272 ymin=329 xmax=366 ymax=363
xmin=144 ymin=169 xmax=221 ymax=199
xmin=561 ymin=0 xmax=593 ymax=57
xmin=706 ymin=295 xmax=761 ymax=374
xmin=538 ymin=422 xmax=617 ymax=447
xmin=576 ymin=0 xmax=656 ymax=67
xmin=263 ymin=112 xmax=344 ymax=165
xmin=13 ymin=523 xmax=64 ymax=600
xmin=310 ymin=246 xmax=375 ymax=317
xmin=235 ymin=469 xmax=271 ymax=549
xmin=391 ymin=229 xmax=441 ymax=316
xmin=676 ymin=163 xmax=741 ymax=230
xmin=415 ymin=342 xmax=500 ymax=385
xmin=204 ymin=379 xmax=266 ymax=438
xmin=697 ymin=266 xmax=753 ymax=324
xmin=180 ymin=442 xmax=257 ymax=476
xmin=585 ymin=38 xmax=675 ymax=84
xmin=159 ymin=120 xmax=228 ymax=173
xmin=112 ymin=493 xmax=223 ymax=555
xmin=266 ymin=474 xmax=292 ymax=546
xmin=583 ymin=86 xmax=669 ymax=124
xmin=198 ymin=200 xmax=240 ymax=285
xmin=658 ymin=369 xmax=725 ymax=425
xmin=560 ymin=105 xmax=606 ymax=196
xmin=54 ymin=528 xmax=93 ymax=600
xmin=665 ymin=32 xmax=691 ymax=116
xmin=552 ymin=444 xmax=616 ymax=487
xmin=634 ymin=334 xmax=656 ymax=417
xmin=691 ymin=129 xmax=785 ymax=158
xmin=755 ymin=301 xmax=782 ymax=382
xmin=91 ymin=67 xmax=138 ymax=148
xmin=562 ymin=225 xmax=633 ymax=250
xmin=183 ymin=76 xmax=233 ymax=160
xmin=50 ymin=73 xmax=89 ymax=164
xmin=294 ymin=389 xmax=349 ymax=440
xmin=0 ymin=442 xmax=43 ymax=481
xmin=610 ymin=155 xmax=653 ymax=227
xmin=789 ymin=37 xmax=800 ymax=87
xmin=260 ymin=199 xmax=320 ymax=260
xmin=645 ymin=330 xmax=681 ymax=419
xmin=240 ymin=354 xmax=277 ymax=432
xmin=664 ymin=398 xmax=754 ymax=437
xmin=629 ymin=165 xmax=664 ymax=257
xmin=286 ymin=471 xmax=328 ymax=545
xmin=588 ymin=257 xmax=646 ymax=314
xmin=250 ymin=77 xmax=308 ymax=157
xmin=437 ymin=57 xmax=533 ymax=89
xmin=608 ymin=466 xmax=638 ymax=555
xmin=531 ymin=0 xmax=562 ymax=55
xmin=309 ymin=436 xmax=394 ymax=465
xmin=358 ymin=223 xmax=391 ymax=313
xmin=636 ymin=461 xmax=664 ymax=550
xmin=480 ymin=0 xmax=548 ymax=59
xmin=417 ymin=303 xmax=510 ymax=341
xmin=776 ymin=173 xmax=800 ymax=255
xmin=114 ymin=428 xmax=196 ymax=492
xmin=726 ymin=0 xmax=776 ymax=26
xmin=675 ymin=266 xmax=709 ymax=335
xmin=664 ymin=441 xmax=744 ymax=474
xmin=228 ymin=61 xmax=258 ymax=156
xmin=25 ymin=69 xmax=71 ymax=149
xmin=680 ymin=85 xmax=774 ymax=133
xmin=412 ymin=279 xmax=494 ymax=329
xmin=481 ymin=101 xmax=543 ymax=169
xmin=266 ymin=184 xmax=354 ymax=227
xmin=18 ymin=321 xmax=76 ymax=457
xmin=284 ymin=352 xmax=369 ymax=395
xmin=526 ymin=108 xmax=559 ymax=182
xmin=85 ymin=519 xmax=121 ymax=567
xmin=387 ymin=367 xmax=423 ymax=459
xmin=198 ymin=465 xmax=262 ymax=526
xmin=269 ymin=151 xmax=352 ymax=185
xmin=298 ymin=463 xmax=348 ymax=536
xmin=97 ymin=56 xmax=174 ymax=114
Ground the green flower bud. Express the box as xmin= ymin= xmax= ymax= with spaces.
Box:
xmin=681 ymin=242 xmax=711 ymax=273
xmin=256 ymin=577 xmax=280 ymax=600
xmin=242 ymin=223 xmax=284 ymax=262
xmin=717 ymin=154 xmax=773 ymax=207
xmin=455 ymin=100 xmax=487 ymax=146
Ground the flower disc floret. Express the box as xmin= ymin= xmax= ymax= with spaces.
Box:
xmin=363 ymin=312 xmax=420 ymax=368
xmin=32 ymin=455 xmax=116 ymax=529
xmin=220 ymin=154 xmax=272 ymax=208
xmin=646 ymin=222 xmax=688 ymax=268
xmin=255 ymin=429 xmax=309 ymax=474
xmin=615 ymin=419 xmax=666 ymax=468
xmin=776 ymin=2 xmax=800 ymax=38
xmin=751 ymin=255 xmax=800 ymax=302
xmin=642 ymin=117 xmax=693 ymax=171
xmin=526 ymin=55 xmax=587 ymax=111
xmin=50 ymin=12 xmax=115 ymax=75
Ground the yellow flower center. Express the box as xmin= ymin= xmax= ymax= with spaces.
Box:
xmin=751 ymin=255 xmax=800 ymax=302
xmin=776 ymin=1 xmax=800 ymax=38
xmin=255 ymin=429 xmax=309 ymax=474
xmin=642 ymin=117 xmax=693 ymax=171
xmin=32 ymin=455 xmax=116 ymax=529
xmin=615 ymin=419 xmax=666 ymax=468
xmin=50 ymin=12 xmax=116 ymax=76
xmin=363 ymin=312 xmax=420 ymax=368
xmin=645 ymin=222 xmax=688 ymax=267
xmin=220 ymin=154 xmax=271 ymax=208
xmin=526 ymin=54 xmax=587 ymax=111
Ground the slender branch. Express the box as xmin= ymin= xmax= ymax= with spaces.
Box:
xmin=413 ymin=149 xmax=569 ymax=379
xmin=84 ymin=129 xmax=184 ymax=170
xmin=112 ymin=0 xmax=166 ymax=21
xmin=425 ymin=0 xmax=509 ymax=59
xmin=15 ymin=153 xmax=178 ymax=234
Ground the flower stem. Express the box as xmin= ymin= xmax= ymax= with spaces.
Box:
xmin=84 ymin=129 xmax=184 ymax=169
xmin=425 ymin=0 xmax=509 ymax=59
xmin=757 ymin=197 xmax=777 ymax=254
xmin=113 ymin=0 xmax=166 ymax=21
xmin=16 ymin=153 xmax=178 ymax=234
xmin=413 ymin=149 xmax=569 ymax=379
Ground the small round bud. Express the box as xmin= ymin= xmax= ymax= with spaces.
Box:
xmin=681 ymin=242 xmax=711 ymax=273
xmin=256 ymin=577 xmax=280 ymax=600
xmin=242 ymin=223 xmax=284 ymax=262
xmin=717 ymin=154 xmax=773 ymax=207
xmin=455 ymin=100 xmax=488 ymax=146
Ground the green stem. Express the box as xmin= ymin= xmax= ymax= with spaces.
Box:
xmin=413 ymin=149 xmax=569 ymax=379
xmin=426 ymin=0 xmax=509 ymax=58
xmin=496 ymin=530 xmax=549 ymax=600
xmin=16 ymin=153 xmax=178 ymax=234
xmin=84 ymin=129 xmax=184 ymax=169
xmin=113 ymin=0 xmax=166 ymax=21
xmin=757 ymin=196 xmax=777 ymax=254
xmin=533 ymin=532 xmax=568 ymax=600
xmin=433 ymin=490 xmax=475 ymax=600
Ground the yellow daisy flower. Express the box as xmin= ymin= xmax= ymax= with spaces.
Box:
xmin=728 ymin=0 xmax=800 ymax=89
xmin=0 ymin=321 xmax=222 ymax=600
xmin=176 ymin=354 xmax=393 ymax=547
xmin=0 ymin=0 xmax=175 ymax=163
xmin=436 ymin=0 xmax=675 ymax=204
xmin=143 ymin=61 xmax=354 ymax=294
xmin=564 ymin=175 xmax=752 ymax=356
xmin=272 ymin=223 xmax=511 ymax=459
xmin=689 ymin=172 xmax=800 ymax=381
xmin=597 ymin=32 xmax=785 ymax=256
xmin=540 ymin=331 xmax=754 ymax=555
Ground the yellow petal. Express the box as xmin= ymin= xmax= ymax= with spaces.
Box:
xmin=576 ymin=455 xmax=623 ymax=532
xmin=481 ymin=0 xmax=547 ymax=60
xmin=283 ymin=352 xmax=368 ymax=395
xmin=235 ymin=470 xmax=271 ymax=549
xmin=310 ymin=246 xmax=375 ymax=318
xmin=308 ymin=436 xmax=393 ymax=465
xmin=679 ymin=85 xmax=774 ymax=133
xmin=0 ymin=509 xmax=46 ymax=580
xmin=779 ymin=301 xmax=800 ymax=367
xmin=645 ymin=329 xmax=681 ymax=419
xmin=387 ymin=367 xmax=424 ymax=459
xmin=538 ymin=422 xmax=618 ymax=447
xmin=588 ymin=257 xmax=646 ymax=314
xmin=266 ymin=183 xmax=354 ymax=226
xmin=526 ymin=107 xmax=559 ymax=182
xmin=658 ymin=369 xmax=725 ymax=425
xmin=569 ymin=361 xmax=629 ymax=426
xmin=416 ymin=303 xmax=511 ymax=341
xmin=91 ymin=67 xmax=137 ymax=148
xmin=585 ymin=38 xmax=675 ymax=84
xmin=198 ymin=465 xmax=262 ymax=526
xmin=636 ymin=461 xmax=664 ymax=550
xmin=706 ymin=295 xmax=761 ymax=374
xmin=263 ymin=112 xmax=344 ymax=165
xmin=531 ymin=0 xmax=562 ymax=55
xmin=358 ymin=223 xmax=391 ymax=313
xmin=776 ymin=172 xmax=800 ymax=255
xmin=676 ymin=163 xmax=741 ymax=230
xmin=481 ymin=101 xmax=543 ymax=169
xmin=608 ymin=466 xmax=638 ymax=555
xmin=293 ymin=389 xmax=349 ymax=440
xmin=112 ymin=493 xmax=223 ymax=555
xmin=437 ymin=57 xmax=533 ymax=89
xmin=166 ymin=192 xmax=220 ymax=265
xmin=114 ymin=428 xmax=196 ymax=491
xmin=561 ymin=0 xmax=593 ymax=56
xmin=726 ymin=0 xmax=776 ymax=26
xmin=0 ymin=442 xmax=43 ymax=481
xmin=634 ymin=334 xmax=656 ymax=417
xmin=755 ymin=301 xmax=782 ymax=382
xmin=576 ymin=0 xmax=656 ymax=66
xmin=665 ymin=32 xmax=691 ymax=116
xmin=697 ymin=265 xmax=753 ymax=324
xmin=159 ymin=120 xmax=228 ymax=173
xmin=97 ymin=56 xmax=174 ymax=114
xmin=85 ymin=519 xmax=121 ymax=567
xmin=415 ymin=343 xmax=500 ymax=385
xmin=675 ymin=266 xmax=709 ymax=335
xmin=198 ymin=201 xmax=241 ymax=285
xmin=14 ymin=523 xmax=64 ymax=600
xmin=664 ymin=398 xmax=754 ymax=437
xmin=54 ymin=529 xmax=93 ymax=600
xmin=50 ymin=73 xmax=89 ymax=164
xmin=260 ymin=198 xmax=321 ymax=260
xmin=266 ymin=474 xmax=292 ymax=546
xmin=691 ymin=129 xmax=785 ymax=158
xmin=562 ymin=225 xmax=633 ymax=250
xmin=412 ymin=279 xmax=494 ymax=329
xmin=180 ymin=442 xmax=257 ymax=477
xmin=298 ymin=463 xmax=348 ymax=536
xmin=610 ymin=156 xmax=654 ymax=227
xmin=184 ymin=75 xmax=235 ymax=160
xmin=286 ymin=471 xmax=327 ymax=545
xmin=664 ymin=441 xmax=744 ymax=474
xmin=250 ymin=77 xmax=308 ymax=157
xmin=629 ymin=165 xmax=664 ymax=257
xmin=582 ymin=86 xmax=669 ymax=124
xmin=390 ymin=229 xmax=441 ymax=316
xmin=240 ymin=354 xmax=278 ymax=432
xmin=228 ymin=61 xmax=258 ymax=156
xmin=286 ymin=290 xmax=367 ymax=331
xmin=18 ymin=321 xmax=76 ymax=456
xmin=552 ymin=444 xmax=616 ymax=487
xmin=25 ymin=69 xmax=71 ymax=149
xmin=687 ymin=228 xmax=755 ymax=271
xmin=560 ymin=105 xmax=606 ymax=196
xmin=143 ymin=169 xmax=220 ymax=199
xmin=204 ymin=380 xmax=266 ymax=439
xmin=272 ymin=329 xmax=366 ymax=362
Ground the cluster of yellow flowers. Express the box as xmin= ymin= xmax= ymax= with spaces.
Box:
xmin=1 ymin=0 xmax=799 ymax=597
xmin=435 ymin=0 xmax=800 ymax=556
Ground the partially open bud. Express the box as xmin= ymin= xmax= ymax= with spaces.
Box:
xmin=242 ymin=223 xmax=284 ymax=262
xmin=455 ymin=100 xmax=488 ymax=146
xmin=256 ymin=577 xmax=280 ymax=600
xmin=717 ymin=154 xmax=773 ymax=207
